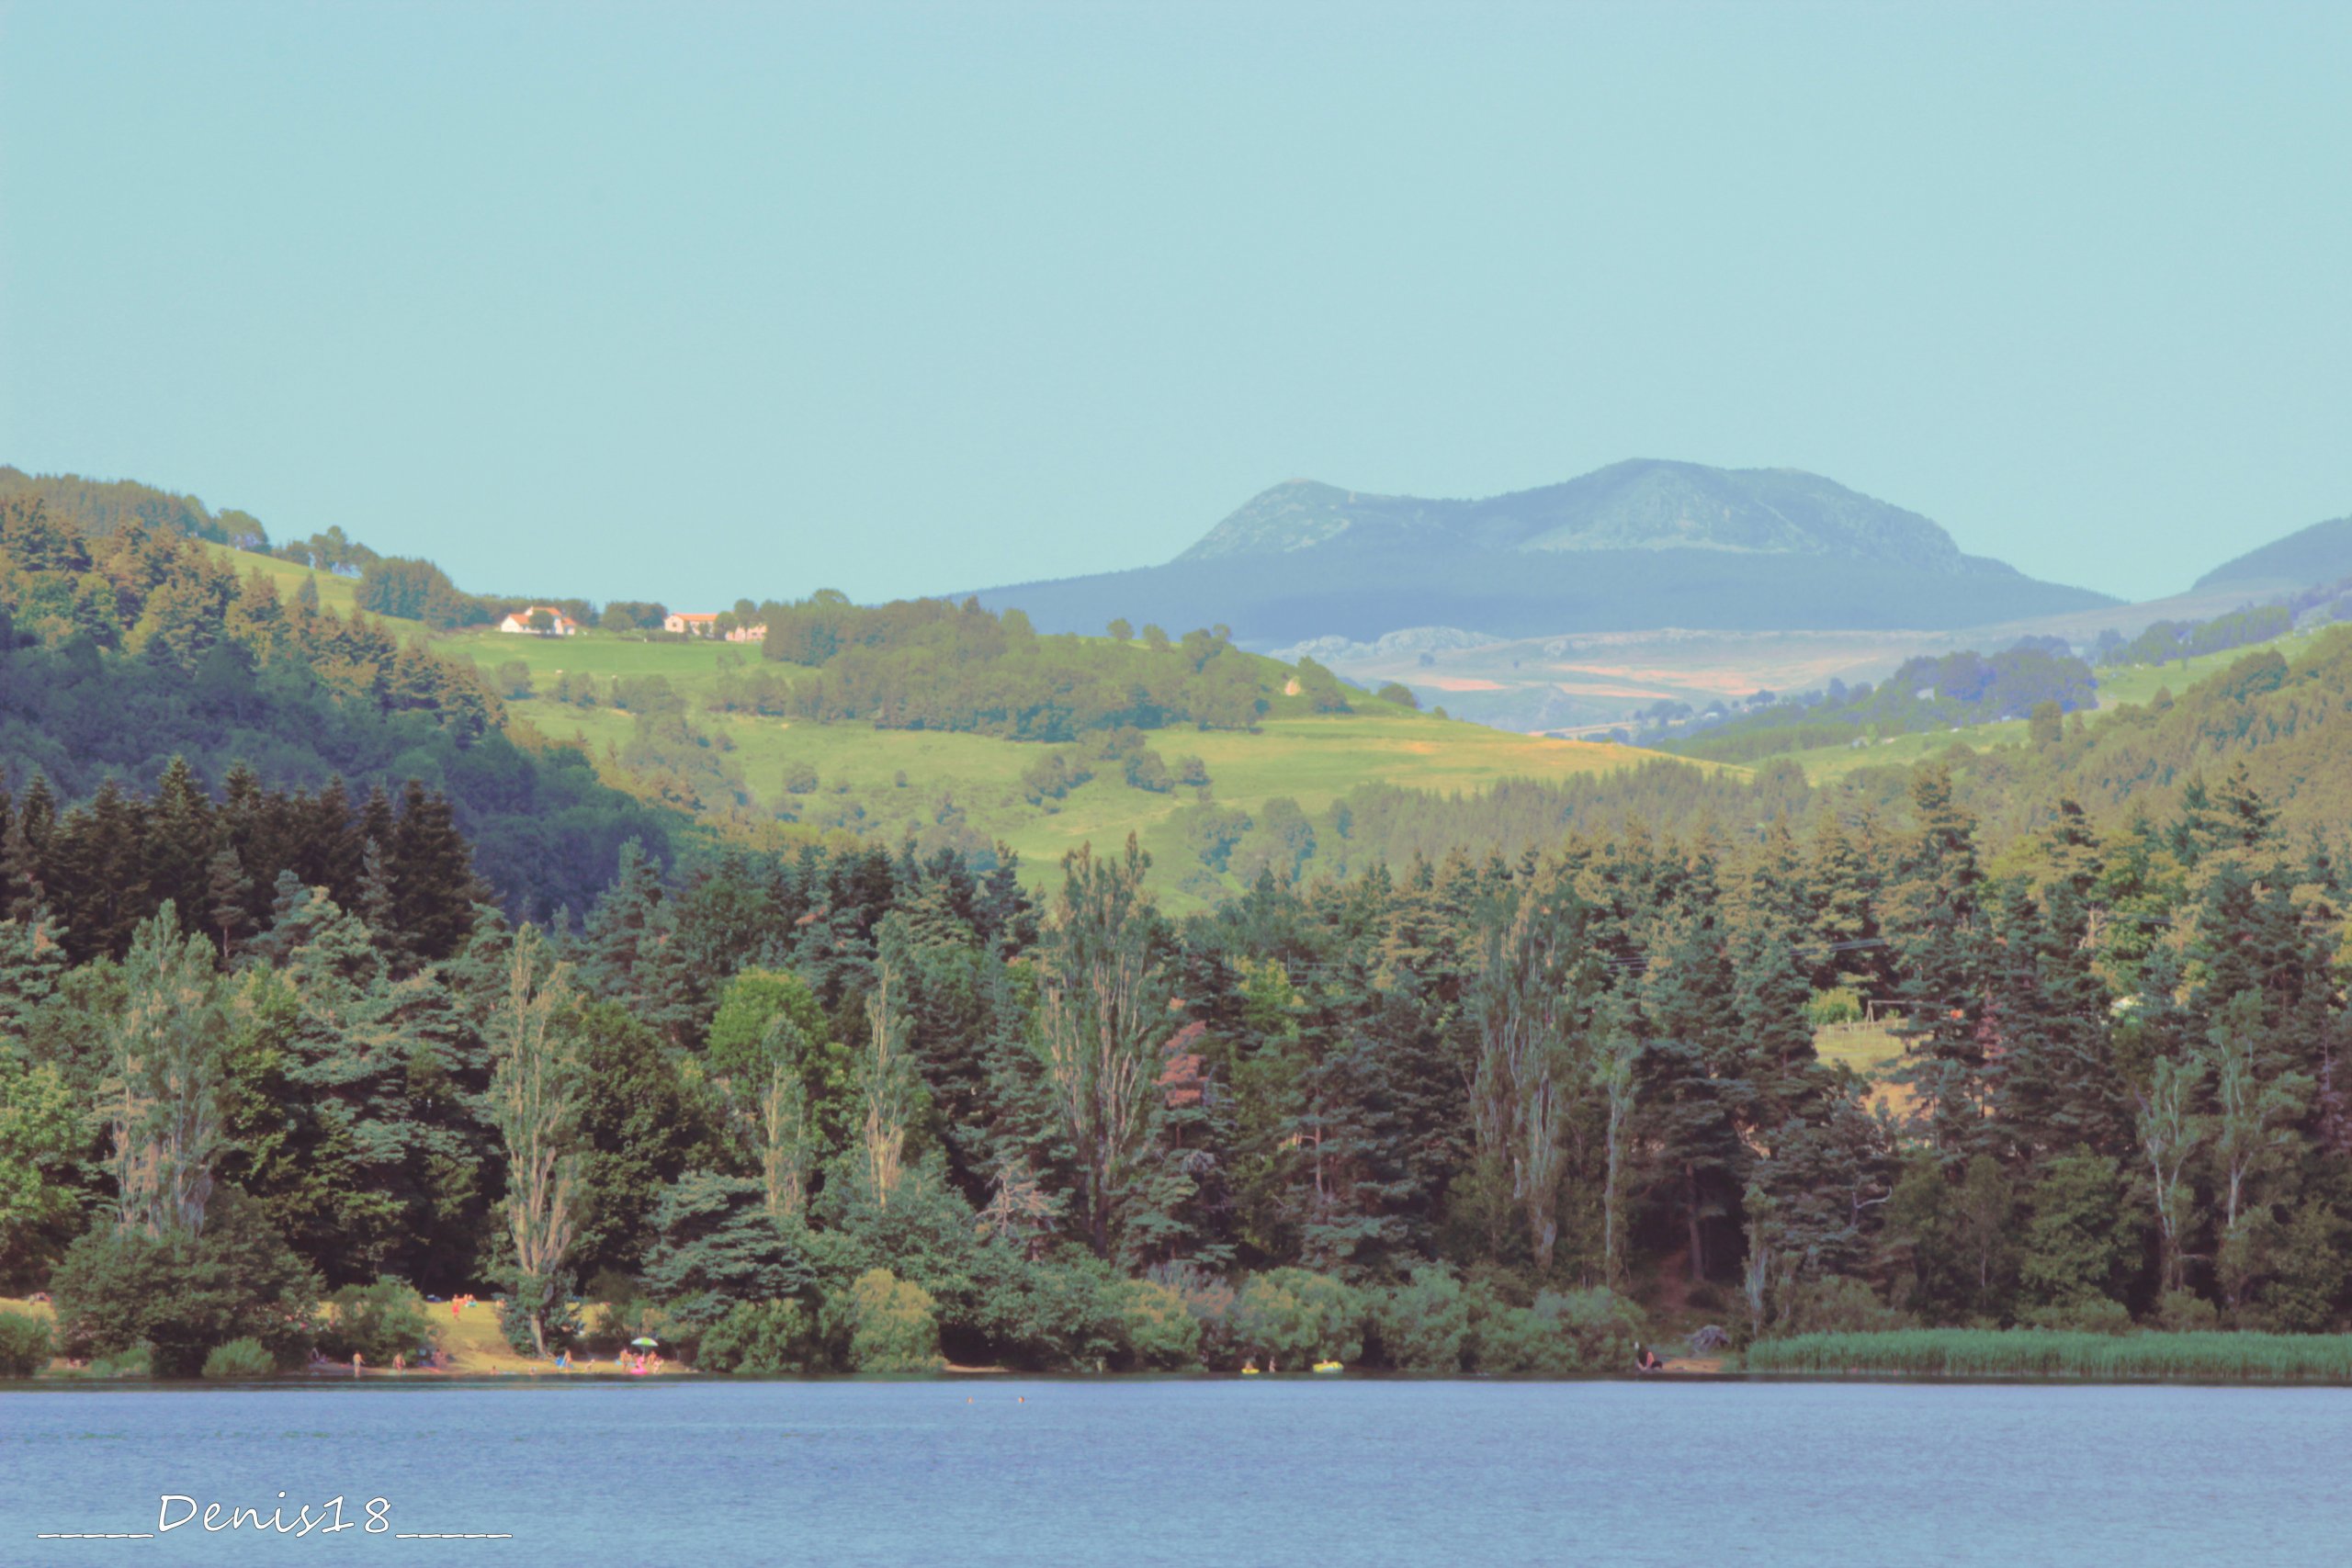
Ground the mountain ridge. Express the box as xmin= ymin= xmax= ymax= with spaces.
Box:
xmin=1177 ymin=459 xmax=1993 ymax=573
xmin=972 ymin=458 xmax=2115 ymax=646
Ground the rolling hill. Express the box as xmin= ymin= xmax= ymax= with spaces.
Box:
xmin=447 ymin=627 xmax=1668 ymax=909
xmin=2195 ymin=513 xmax=2352 ymax=592
xmin=972 ymin=460 xmax=2116 ymax=647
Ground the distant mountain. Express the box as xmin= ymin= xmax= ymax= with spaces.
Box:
xmin=2195 ymin=513 xmax=2352 ymax=592
xmin=974 ymin=460 xmax=2116 ymax=645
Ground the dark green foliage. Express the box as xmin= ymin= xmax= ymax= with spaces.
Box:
xmin=754 ymin=592 xmax=1272 ymax=739
xmin=643 ymin=1173 xmax=814 ymax=1332
xmin=50 ymin=1190 xmax=320 ymax=1377
xmin=355 ymin=558 xmax=494 ymax=629
xmin=318 ymin=1278 xmax=435 ymax=1365
xmin=696 ymin=1297 xmax=823 ymax=1372
xmin=0 ymin=1308 xmax=52 ymax=1376
xmin=200 ymin=1337 xmax=279 ymax=1378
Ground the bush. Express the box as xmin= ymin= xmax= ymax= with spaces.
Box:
xmin=1806 ymin=987 xmax=1863 ymax=1027
xmin=85 ymin=1348 xmax=153 ymax=1378
xmin=1373 ymin=1267 xmax=1470 ymax=1372
xmin=783 ymin=761 xmax=820 ymax=795
xmin=1473 ymin=1306 xmax=1581 ymax=1375
xmin=319 ymin=1279 xmax=435 ymax=1366
xmin=50 ymin=1190 xmax=320 ymax=1377
xmin=1229 ymin=1269 xmax=1364 ymax=1370
xmin=1157 ymin=1263 xmax=1238 ymax=1369
xmin=1543 ymin=1288 xmax=1648 ymax=1364
xmin=201 ymin=1337 xmax=279 ymax=1381
xmin=0 ymin=1310 xmax=53 ymax=1377
xmin=1776 ymin=1276 xmax=1905 ymax=1337
xmin=2020 ymin=1295 xmax=2132 ymax=1335
xmin=697 ymin=1299 xmax=822 ymax=1374
xmin=2151 ymin=1291 xmax=2221 ymax=1334
xmin=829 ymin=1269 xmax=944 ymax=1371
xmin=1374 ymin=682 xmax=1419 ymax=708
xmin=1469 ymin=1287 xmax=1646 ymax=1374
xmin=1111 ymin=1279 xmax=1202 ymax=1371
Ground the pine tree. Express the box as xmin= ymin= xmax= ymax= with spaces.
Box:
xmin=388 ymin=780 xmax=481 ymax=962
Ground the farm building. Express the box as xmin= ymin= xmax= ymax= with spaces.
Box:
xmin=724 ymin=622 xmax=768 ymax=643
xmin=664 ymin=611 xmax=721 ymax=637
xmin=496 ymin=606 xmax=581 ymax=637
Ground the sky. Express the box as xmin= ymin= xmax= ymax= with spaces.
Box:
xmin=3 ymin=0 xmax=2347 ymax=611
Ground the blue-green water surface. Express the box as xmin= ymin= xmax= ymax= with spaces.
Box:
xmin=4 ymin=1379 xmax=2342 ymax=1565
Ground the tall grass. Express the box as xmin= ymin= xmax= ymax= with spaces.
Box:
xmin=1745 ymin=1329 xmax=2352 ymax=1382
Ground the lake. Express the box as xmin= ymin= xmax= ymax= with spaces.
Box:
xmin=4 ymin=1378 xmax=2343 ymax=1565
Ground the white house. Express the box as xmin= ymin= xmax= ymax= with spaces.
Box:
xmin=724 ymin=622 xmax=768 ymax=644
xmin=664 ymin=611 xmax=720 ymax=637
xmin=497 ymin=606 xmax=581 ymax=637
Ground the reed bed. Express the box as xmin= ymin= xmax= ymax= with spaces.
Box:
xmin=1743 ymin=1329 xmax=2352 ymax=1382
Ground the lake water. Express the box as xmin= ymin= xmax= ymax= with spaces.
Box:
xmin=4 ymin=1378 xmax=2344 ymax=1566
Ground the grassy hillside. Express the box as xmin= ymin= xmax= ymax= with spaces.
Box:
xmin=446 ymin=628 xmax=1665 ymax=905
xmin=206 ymin=543 xmax=382 ymax=623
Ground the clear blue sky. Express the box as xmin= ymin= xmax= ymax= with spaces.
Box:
xmin=4 ymin=0 xmax=2346 ymax=610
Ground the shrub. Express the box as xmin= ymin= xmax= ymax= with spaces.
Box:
xmin=830 ymin=1269 xmax=944 ymax=1371
xmin=201 ymin=1337 xmax=278 ymax=1380
xmin=1544 ymin=1288 xmax=1648 ymax=1363
xmin=697 ymin=1300 xmax=822 ymax=1374
xmin=784 ymin=761 xmax=820 ymax=795
xmin=1373 ymin=1267 xmax=1470 ymax=1372
xmin=1776 ymin=1276 xmax=1905 ymax=1337
xmin=1157 ymin=1262 xmax=1238 ymax=1369
xmin=0 ymin=1310 xmax=53 ymax=1377
xmin=1229 ymin=1269 xmax=1364 ymax=1370
xmin=1806 ymin=987 xmax=1863 ymax=1027
xmin=2020 ymin=1295 xmax=2132 ymax=1336
xmin=1470 ymin=1287 xmax=1646 ymax=1374
xmin=1111 ymin=1279 xmax=1202 ymax=1371
xmin=1473 ymin=1306 xmax=1581 ymax=1375
xmin=1374 ymin=682 xmax=1419 ymax=709
xmin=319 ymin=1279 xmax=435 ymax=1366
xmin=2151 ymin=1291 xmax=2221 ymax=1334
xmin=85 ymin=1348 xmax=152 ymax=1378
xmin=50 ymin=1190 xmax=320 ymax=1377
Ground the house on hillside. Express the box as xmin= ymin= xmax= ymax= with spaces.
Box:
xmin=724 ymin=622 xmax=768 ymax=644
xmin=497 ymin=606 xmax=580 ymax=637
xmin=664 ymin=611 xmax=720 ymax=637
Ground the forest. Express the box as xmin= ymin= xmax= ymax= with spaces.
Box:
xmin=0 ymin=492 xmax=669 ymax=921
xmin=7 ymin=478 xmax=2352 ymax=1378
xmin=5 ymin=714 xmax=2349 ymax=1374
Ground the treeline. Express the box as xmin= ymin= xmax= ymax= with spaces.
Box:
xmin=2100 ymin=604 xmax=2297 ymax=669
xmin=1852 ymin=637 xmax=2352 ymax=854
xmin=1653 ymin=647 xmax=2097 ymax=762
xmin=0 ymin=467 xmax=268 ymax=551
xmin=746 ymin=593 xmax=1291 ymax=739
xmin=15 ymin=721 xmax=2352 ymax=1378
xmin=0 ymin=493 xmax=672 ymax=921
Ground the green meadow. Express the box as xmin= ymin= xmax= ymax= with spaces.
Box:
xmin=444 ymin=628 xmax=1660 ymax=903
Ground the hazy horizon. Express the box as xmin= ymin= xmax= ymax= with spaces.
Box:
xmin=5 ymin=0 xmax=2347 ymax=611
